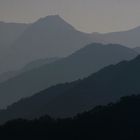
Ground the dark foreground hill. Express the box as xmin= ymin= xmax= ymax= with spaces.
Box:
xmin=0 ymin=54 xmax=140 ymax=124
xmin=1 ymin=95 xmax=140 ymax=140
xmin=0 ymin=43 xmax=136 ymax=108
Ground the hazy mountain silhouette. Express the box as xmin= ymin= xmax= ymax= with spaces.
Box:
xmin=0 ymin=43 xmax=137 ymax=108
xmin=133 ymin=47 xmax=140 ymax=53
xmin=0 ymin=15 xmax=94 ymax=74
xmin=1 ymin=16 xmax=140 ymax=74
xmin=0 ymin=45 xmax=138 ymax=123
xmin=1 ymin=95 xmax=140 ymax=140
xmin=0 ymin=57 xmax=60 ymax=83
xmin=91 ymin=26 xmax=140 ymax=48
xmin=22 ymin=57 xmax=60 ymax=71
xmin=0 ymin=22 xmax=29 ymax=65
xmin=0 ymin=22 xmax=28 ymax=48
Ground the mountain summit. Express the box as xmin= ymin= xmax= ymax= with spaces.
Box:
xmin=36 ymin=15 xmax=75 ymax=31
xmin=0 ymin=53 xmax=140 ymax=123
xmin=0 ymin=15 xmax=93 ymax=73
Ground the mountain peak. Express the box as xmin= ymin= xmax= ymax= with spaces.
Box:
xmin=39 ymin=15 xmax=62 ymax=21
xmin=38 ymin=15 xmax=66 ymax=23
xmin=36 ymin=15 xmax=75 ymax=30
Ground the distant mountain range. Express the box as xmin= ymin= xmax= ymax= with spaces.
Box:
xmin=133 ymin=47 xmax=140 ymax=53
xmin=0 ymin=22 xmax=29 ymax=66
xmin=1 ymin=15 xmax=140 ymax=74
xmin=0 ymin=15 xmax=93 ymax=74
xmin=0 ymin=57 xmax=60 ymax=83
xmin=0 ymin=48 xmax=139 ymax=123
xmin=0 ymin=43 xmax=137 ymax=109
xmin=0 ymin=15 xmax=140 ymax=129
xmin=0 ymin=22 xmax=29 ymax=48
xmin=91 ymin=26 xmax=140 ymax=48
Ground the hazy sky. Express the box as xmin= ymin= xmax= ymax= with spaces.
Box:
xmin=0 ymin=0 xmax=140 ymax=33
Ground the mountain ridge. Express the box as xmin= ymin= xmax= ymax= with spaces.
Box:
xmin=91 ymin=25 xmax=140 ymax=47
xmin=0 ymin=15 xmax=93 ymax=74
xmin=1 ymin=95 xmax=140 ymax=140
xmin=0 ymin=51 xmax=139 ymax=123
xmin=0 ymin=43 xmax=137 ymax=108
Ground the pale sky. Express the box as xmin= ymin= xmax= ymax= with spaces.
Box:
xmin=0 ymin=0 xmax=140 ymax=33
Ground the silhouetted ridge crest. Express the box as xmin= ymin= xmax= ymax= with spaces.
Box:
xmin=2 ymin=95 xmax=140 ymax=139
xmin=0 ymin=48 xmax=139 ymax=124
xmin=36 ymin=15 xmax=75 ymax=31
xmin=133 ymin=55 xmax=140 ymax=60
xmin=0 ymin=43 xmax=138 ymax=113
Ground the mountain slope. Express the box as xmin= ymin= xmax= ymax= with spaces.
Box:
xmin=0 ymin=22 xmax=29 ymax=48
xmin=0 ymin=57 xmax=60 ymax=83
xmin=11 ymin=15 xmax=92 ymax=58
xmin=0 ymin=22 xmax=29 ymax=67
xmin=1 ymin=95 xmax=140 ymax=140
xmin=133 ymin=47 xmax=140 ymax=53
xmin=0 ymin=43 xmax=137 ymax=108
xmin=91 ymin=26 xmax=140 ymax=48
xmin=0 ymin=15 xmax=93 ymax=73
xmin=0 ymin=48 xmax=139 ymax=123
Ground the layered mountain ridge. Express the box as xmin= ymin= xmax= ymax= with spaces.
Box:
xmin=0 ymin=52 xmax=139 ymax=124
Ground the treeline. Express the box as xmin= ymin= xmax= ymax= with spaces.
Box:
xmin=1 ymin=95 xmax=140 ymax=139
